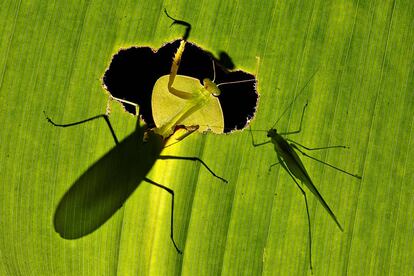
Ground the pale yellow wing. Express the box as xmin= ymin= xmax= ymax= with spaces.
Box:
xmin=151 ymin=75 xmax=224 ymax=135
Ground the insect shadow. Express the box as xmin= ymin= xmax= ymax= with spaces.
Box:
xmin=249 ymin=72 xmax=362 ymax=272
xmin=46 ymin=111 xmax=227 ymax=254
xmin=214 ymin=51 xmax=235 ymax=70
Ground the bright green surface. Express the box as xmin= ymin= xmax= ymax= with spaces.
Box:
xmin=1 ymin=1 xmax=413 ymax=275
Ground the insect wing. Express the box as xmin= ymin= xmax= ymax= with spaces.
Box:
xmin=54 ymin=127 xmax=164 ymax=239
xmin=152 ymin=74 xmax=224 ymax=133
xmin=282 ymin=141 xmax=343 ymax=230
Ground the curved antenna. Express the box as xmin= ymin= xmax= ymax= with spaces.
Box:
xmin=211 ymin=59 xmax=216 ymax=82
xmin=270 ymin=68 xmax=319 ymax=130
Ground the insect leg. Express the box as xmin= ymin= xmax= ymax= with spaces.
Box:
xmin=163 ymin=126 xmax=200 ymax=148
xmin=290 ymin=144 xmax=362 ymax=179
xmin=143 ymin=177 xmax=183 ymax=254
xmin=165 ymin=40 xmax=194 ymax=100
xmin=109 ymin=95 xmax=139 ymax=116
xmin=249 ymin=127 xmax=272 ymax=147
xmin=44 ymin=111 xmax=119 ymax=145
xmin=164 ymin=10 xmax=193 ymax=99
xmin=287 ymin=139 xmax=348 ymax=151
xmin=279 ymin=102 xmax=308 ymax=136
xmin=279 ymin=157 xmax=313 ymax=272
xmin=268 ymin=162 xmax=280 ymax=172
xmin=173 ymin=125 xmax=199 ymax=141
xmin=158 ymin=155 xmax=228 ymax=183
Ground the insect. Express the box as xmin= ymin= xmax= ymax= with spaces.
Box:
xmin=46 ymin=109 xmax=227 ymax=254
xmin=103 ymin=12 xmax=258 ymax=136
xmin=249 ymin=74 xmax=362 ymax=272
xmin=46 ymin=10 xmax=236 ymax=254
xmin=150 ymin=9 xmax=257 ymax=138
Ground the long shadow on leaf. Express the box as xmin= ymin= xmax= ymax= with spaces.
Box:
xmin=50 ymin=115 xmax=226 ymax=253
xmin=54 ymin=122 xmax=163 ymax=239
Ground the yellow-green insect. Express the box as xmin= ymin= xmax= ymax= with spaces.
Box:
xmin=151 ymin=10 xmax=256 ymax=138
xmin=45 ymin=10 xmax=240 ymax=254
xmin=250 ymin=75 xmax=361 ymax=272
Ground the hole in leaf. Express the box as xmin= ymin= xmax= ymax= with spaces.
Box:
xmin=103 ymin=40 xmax=258 ymax=133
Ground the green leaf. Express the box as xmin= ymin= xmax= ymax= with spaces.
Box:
xmin=1 ymin=1 xmax=413 ymax=275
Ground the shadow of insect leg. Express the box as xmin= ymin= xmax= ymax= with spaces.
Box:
xmin=143 ymin=177 xmax=183 ymax=254
xmin=290 ymin=144 xmax=362 ymax=179
xmin=158 ymin=155 xmax=228 ymax=183
xmin=249 ymin=126 xmax=272 ymax=147
xmin=268 ymin=162 xmax=280 ymax=172
xmin=287 ymin=139 xmax=348 ymax=151
xmin=164 ymin=8 xmax=191 ymax=41
xmin=44 ymin=112 xmax=119 ymax=144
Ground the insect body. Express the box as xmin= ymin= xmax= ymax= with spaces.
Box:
xmin=151 ymin=10 xmax=256 ymax=138
xmin=266 ymin=125 xmax=344 ymax=231
xmin=251 ymin=99 xmax=361 ymax=272
xmin=151 ymin=46 xmax=225 ymax=137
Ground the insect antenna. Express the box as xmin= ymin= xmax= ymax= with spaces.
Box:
xmin=208 ymin=58 xmax=256 ymax=87
xmin=217 ymin=56 xmax=259 ymax=87
xmin=211 ymin=59 xmax=217 ymax=82
xmin=270 ymin=68 xmax=319 ymax=130
xmin=216 ymin=78 xmax=256 ymax=87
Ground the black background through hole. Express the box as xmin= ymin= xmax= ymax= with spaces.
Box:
xmin=103 ymin=40 xmax=258 ymax=132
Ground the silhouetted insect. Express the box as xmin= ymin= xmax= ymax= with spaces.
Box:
xmin=46 ymin=10 xmax=235 ymax=254
xmin=249 ymin=72 xmax=361 ymax=271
